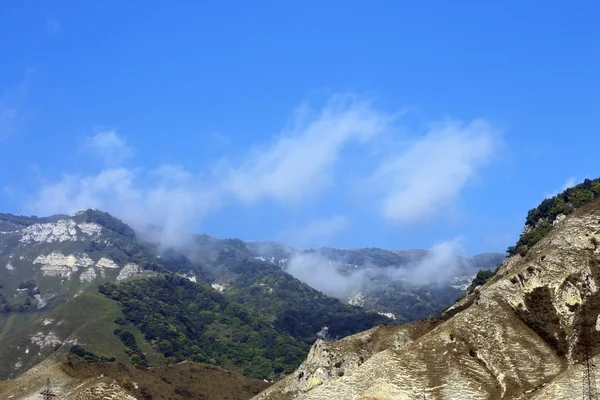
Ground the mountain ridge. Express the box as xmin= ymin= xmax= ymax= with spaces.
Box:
xmin=0 ymin=209 xmax=393 ymax=380
xmin=0 ymin=207 xmax=503 ymax=399
xmin=252 ymin=195 xmax=600 ymax=399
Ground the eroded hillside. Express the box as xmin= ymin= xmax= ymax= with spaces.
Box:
xmin=0 ymin=356 xmax=268 ymax=400
xmin=253 ymin=198 xmax=600 ymax=399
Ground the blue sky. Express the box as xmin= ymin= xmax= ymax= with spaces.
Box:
xmin=1 ymin=1 xmax=599 ymax=255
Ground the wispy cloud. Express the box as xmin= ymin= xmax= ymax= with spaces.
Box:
xmin=27 ymin=95 xmax=501 ymax=250
xmin=223 ymin=96 xmax=394 ymax=204
xmin=286 ymin=237 xmax=466 ymax=297
xmin=371 ymin=119 xmax=497 ymax=224
xmin=29 ymin=166 xmax=220 ymax=247
xmin=85 ymin=130 xmax=134 ymax=165
xmin=544 ymin=177 xmax=577 ymax=199
xmin=46 ymin=18 xmax=60 ymax=34
xmin=278 ymin=215 xmax=349 ymax=248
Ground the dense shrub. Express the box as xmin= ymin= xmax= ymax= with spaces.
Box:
xmin=466 ymin=269 xmax=496 ymax=293
xmin=101 ymin=275 xmax=307 ymax=379
xmin=68 ymin=345 xmax=116 ymax=363
xmin=508 ymin=178 xmax=600 ymax=256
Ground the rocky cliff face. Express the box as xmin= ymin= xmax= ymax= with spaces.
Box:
xmin=253 ymin=200 xmax=600 ymax=399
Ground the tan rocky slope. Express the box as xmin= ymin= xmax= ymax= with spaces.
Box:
xmin=254 ymin=201 xmax=600 ymax=399
xmin=0 ymin=357 xmax=136 ymax=400
xmin=0 ymin=357 xmax=269 ymax=400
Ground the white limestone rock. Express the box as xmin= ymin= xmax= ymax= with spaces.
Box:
xmin=180 ymin=272 xmax=197 ymax=283
xmin=34 ymin=293 xmax=50 ymax=309
xmin=451 ymin=273 xmax=476 ymax=291
xmin=20 ymin=220 xmax=79 ymax=243
xmin=347 ymin=292 xmax=365 ymax=307
xmin=117 ymin=263 xmax=141 ymax=281
xmin=30 ymin=331 xmax=61 ymax=349
xmin=79 ymin=267 xmax=97 ymax=282
xmin=77 ymin=222 xmax=103 ymax=236
xmin=34 ymin=252 xmax=94 ymax=278
xmin=96 ymin=257 xmax=119 ymax=268
xmin=377 ymin=312 xmax=396 ymax=320
xmin=212 ymin=283 xmax=226 ymax=292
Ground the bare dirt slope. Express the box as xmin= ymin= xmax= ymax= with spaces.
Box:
xmin=253 ymin=200 xmax=600 ymax=399
xmin=0 ymin=357 xmax=269 ymax=400
xmin=0 ymin=356 xmax=135 ymax=400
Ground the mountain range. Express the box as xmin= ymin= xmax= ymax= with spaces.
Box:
xmin=3 ymin=177 xmax=600 ymax=398
xmin=0 ymin=208 xmax=499 ymax=390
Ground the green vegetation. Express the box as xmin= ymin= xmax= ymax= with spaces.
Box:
xmin=100 ymin=275 xmax=307 ymax=379
xmin=0 ymin=280 xmax=40 ymax=312
xmin=211 ymin=246 xmax=392 ymax=344
xmin=362 ymin=282 xmax=465 ymax=322
xmin=507 ymin=178 xmax=600 ymax=256
xmin=304 ymin=247 xmax=426 ymax=267
xmin=79 ymin=209 xmax=169 ymax=273
xmin=514 ymin=287 xmax=568 ymax=356
xmin=68 ymin=345 xmax=116 ymax=363
xmin=0 ymin=213 xmax=64 ymax=229
xmin=466 ymin=270 xmax=495 ymax=293
xmin=113 ymin=328 xmax=149 ymax=368
xmin=1 ymin=208 xmax=500 ymax=380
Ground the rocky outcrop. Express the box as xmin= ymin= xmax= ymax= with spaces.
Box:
xmin=116 ymin=263 xmax=141 ymax=281
xmin=19 ymin=220 xmax=102 ymax=244
xmin=95 ymin=257 xmax=118 ymax=269
xmin=253 ymin=201 xmax=600 ymax=399
xmin=179 ymin=271 xmax=197 ymax=282
xmin=212 ymin=282 xmax=227 ymax=292
xmin=79 ymin=267 xmax=97 ymax=282
xmin=34 ymin=252 xmax=94 ymax=278
xmin=66 ymin=380 xmax=137 ymax=400
xmin=347 ymin=292 xmax=365 ymax=307
xmin=0 ymin=357 xmax=136 ymax=400
xmin=255 ymin=323 xmax=431 ymax=399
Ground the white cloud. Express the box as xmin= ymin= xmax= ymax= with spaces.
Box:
xmin=562 ymin=177 xmax=577 ymax=190
xmin=286 ymin=252 xmax=366 ymax=298
xmin=224 ymin=96 xmax=394 ymax=204
xmin=279 ymin=215 xmax=349 ymax=248
xmin=86 ymin=131 xmax=133 ymax=165
xmin=29 ymin=167 xmax=220 ymax=247
xmin=151 ymin=164 xmax=193 ymax=186
xmin=285 ymin=237 xmax=466 ymax=298
xmin=371 ymin=119 xmax=497 ymax=224
xmin=27 ymin=95 xmax=500 ymax=249
xmin=544 ymin=177 xmax=577 ymax=199
xmin=46 ymin=18 xmax=60 ymax=34
xmin=400 ymin=237 xmax=465 ymax=285
xmin=31 ymin=168 xmax=139 ymax=217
